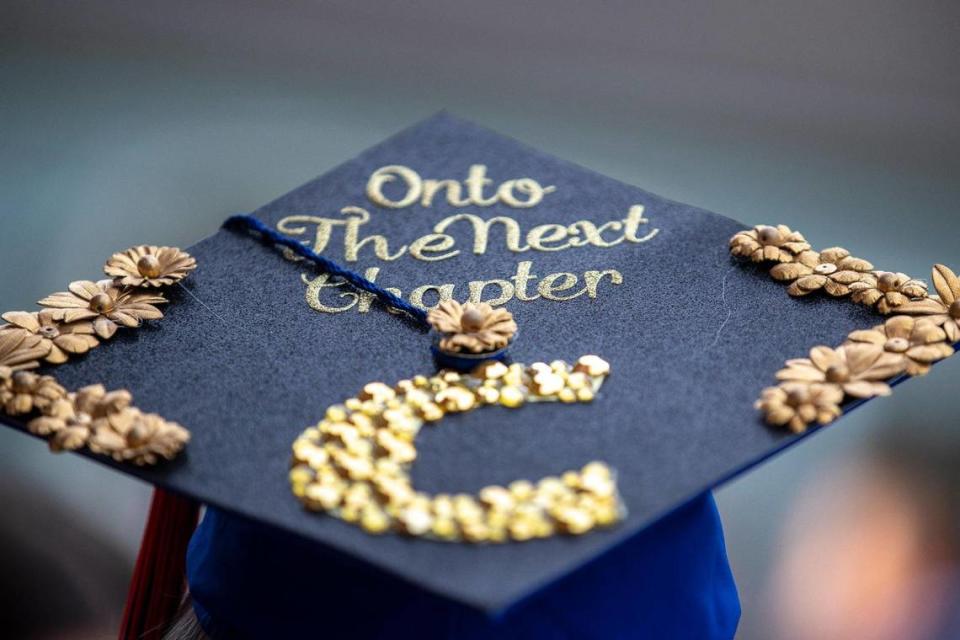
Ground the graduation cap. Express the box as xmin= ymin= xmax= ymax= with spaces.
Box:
xmin=2 ymin=113 xmax=957 ymax=639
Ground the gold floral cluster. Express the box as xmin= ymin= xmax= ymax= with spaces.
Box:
xmin=730 ymin=224 xmax=931 ymax=313
xmin=0 ymin=245 xmax=195 ymax=464
xmin=731 ymin=225 xmax=959 ymax=433
xmin=428 ymin=300 xmax=518 ymax=354
xmin=289 ymin=355 xmax=622 ymax=543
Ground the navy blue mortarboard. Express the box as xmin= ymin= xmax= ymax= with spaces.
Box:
xmin=1 ymin=113 xmax=956 ymax=638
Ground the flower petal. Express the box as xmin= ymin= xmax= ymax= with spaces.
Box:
xmin=44 ymin=342 xmax=69 ymax=364
xmin=93 ymin=317 xmax=118 ymax=339
xmin=810 ymin=346 xmax=841 ymax=371
xmin=38 ymin=291 xmax=90 ymax=309
xmin=842 ymin=343 xmax=883 ymax=375
xmin=944 ymin=321 xmax=959 ymax=343
xmin=884 ymin=315 xmax=915 ymax=339
xmin=897 ymin=299 xmax=948 ymax=315
xmin=770 ymin=263 xmax=810 ymax=282
xmin=54 ymin=333 xmax=98 ymax=354
xmin=906 ymin=344 xmax=954 ymax=364
xmin=843 ymin=381 xmax=891 ymax=398
xmin=796 ymin=275 xmax=827 ymax=292
xmin=776 ymin=364 xmax=825 ymax=382
xmin=846 ymin=329 xmax=885 ymax=345
xmin=823 ymin=279 xmax=850 ymax=297
xmin=932 ymin=264 xmax=960 ymax=304
xmin=1 ymin=311 xmax=39 ymax=332
xmin=68 ymin=280 xmax=102 ymax=300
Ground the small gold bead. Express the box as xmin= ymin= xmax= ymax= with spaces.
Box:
xmin=325 ymin=405 xmax=348 ymax=422
xmin=288 ymin=465 xmax=314 ymax=486
xmin=340 ymin=504 xmax=361 ymax=522
xmin=593 ymin=502 xmax=621 ymax=526
xmin=432 ymin=517 xmax=458 ymax=540
xmin=432 ymin=495 xmax=455 ymax=519
xmin=453 ymin=495 xmax=483 ymax=521
xmin=509 ymin=479 xmax=535 ymax=501
xmin=398 ymin=505 xmax=434 ymax=535
xmin=461 ymin=522 xmax=491 ymax=543
xmin=476 ymin=387 xmax=500 ymax=404
xmin=532 ymin=372 xmax=564 ymax=396
xmin=566 ymin=372 xmax=589 ymax=390
xmin=476 ymin=360 xmax=508 ymax=380
xmin=574 ymin=355 xmax=610 ymax=377
xmin=562 ymin=471 xmax=581 ymax=488
xmin=304 ymin=483 xmax=343 ymax=511
xmin=503 ymin=367 xmax=524 ymax=387
xmin=419 ymin=402 xmax=444 ymax=422
xmin=508 ymin=518 xmax=536 ymax=541
xmin=360 ymin=505 xmax=391 ymax=534
xmin=359 ymin=382 xmax=396 ymax=403
xmin=479 ymin=485 xmax=515 ymax=511
xmin=555 ymin=506 xmax=596 ymax=535
xmin=499 ymin=386 xmax=524 ymax=408
xmin=435 ymin=386 xmax=476 ymax=412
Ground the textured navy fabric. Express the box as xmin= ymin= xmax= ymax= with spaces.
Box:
xmin=0 ymin=113 xmax=891 ymax=610
xmin=188 ymin=493 xmax=740 ymax=639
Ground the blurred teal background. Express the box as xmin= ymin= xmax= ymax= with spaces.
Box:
xmin=2 ymin=2 xmax=958 ymax=638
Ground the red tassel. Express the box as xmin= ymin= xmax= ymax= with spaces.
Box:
xmin=119 ymin=488 xmax=200 ymax=640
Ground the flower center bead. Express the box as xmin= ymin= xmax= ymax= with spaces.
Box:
xmin=786 ymin=387 xmax=809 ymax=405
xmin=824 ymin=363 xmax=849 ymax=383
xmin=461 ymin=307 xmax=485 ymax=333
xmin=39 ymin=325 xmax=59 ymax=339
xmin=757 ymin=225 xmax=782 ymax=246
xmin=89 ymin=292 xmax=115 ymax=314
xmin=878 ymin=272 xmax=899 ymax=292
xmin=814 ymin=263 xmax=838 ymax=275
xmin=950 ymin=300 xmax=960 ymax=319
xmin=11 ymin=371 xmax=34 ymax=392
xmin=884 ymin=337 xmax=910 ymax=353
xmin=137 ymin=254 xmax=162 ymax=278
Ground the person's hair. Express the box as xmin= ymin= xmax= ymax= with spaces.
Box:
xmin=162 ymin=594 xmax=209 ymax=640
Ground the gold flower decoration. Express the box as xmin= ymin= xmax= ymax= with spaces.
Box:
xmin=0 ymin=368 xmax=66 ymax=416
xmin=38 ymin=280 xmax=166 ymax=339
xmin=427 ymin=300 xmax=518 ymax=354
xmin=770 ymin=247 xmax=874 ymax=297
xmin=846 ymin=316 xmax=954 ymax=377
xmin=0 ymin=329 xmax=50 ymax=371
xmin=88 ymin=409 xmax=190 ymax=466
xmin=29 ymin=384 xmax=131 ymax=440
xmin=897 ymin=264 xmax=960 ymax=343
xmin=1 ymin=310 xmax=99 ymax=364
xmin=729 ymin=224 xmax=817 ymax=264
xmin=849 ymin=271 xmax=928 ymax=315
xmin=104 ymin=245 xmax=197 ymax=288
xmin=775 ymin=343 xmax=905 ymax=398
xmin=755 ymin=382 xmax=844 ymax=433
xmin=28 ymin=384 xmax=189 ymax=465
